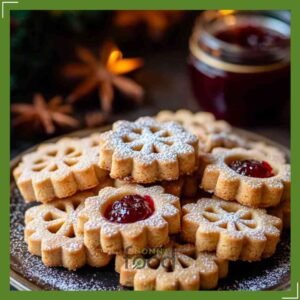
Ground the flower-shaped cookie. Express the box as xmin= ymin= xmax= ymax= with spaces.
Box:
xmin=268 ymin=198 xmax=290 ymax=228
xmin=182 ymin=198 xmax=282 ymax=261
xmin=98 ymin=117 xmax=198 ymax=183
xmin=156 ymin=109 xmax=248 ymax=152
xmin=24 ymin=191 xmax=112 ymax=270
xmin=114 ymin=173 xmax=198 ymax=198
xmin=200 ymin=148 xmax=290 ymax=207
xmin=115 ymin=243 xmax=228 ymax=290
xmin=78 ymin=185 xmax=181 ymax=254
xmin=114 ymin=177 xmax=185 ymax=197
xmin=249 ymin=141 xmax=287 ymax=164
xmin=14 ymin=134 xmax=109 ymax=203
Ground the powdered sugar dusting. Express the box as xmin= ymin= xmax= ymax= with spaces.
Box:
xmin=14 ymin=135 xmax=109 ymax=202
xmin=80 ymin=184 xmax=181 ymax=253
xmin=11 ymin=184 xmax=290 ymax=290
xmin=122 ymin=244 xmax=224 ymax=289
xmin=183 ymin=198 xmax=281 ymax=241
xmin=100 ymin=117 xmax=198 ymax=167
xmin=155 ymin=110 xmax=289 ymax=164
xmin=155 ymin=110 xmax=248 ymax=152
xmin=10 ymin=186 xmax=121 ymax=291
xmin=200 ymin=147 xmax=290 ymax=207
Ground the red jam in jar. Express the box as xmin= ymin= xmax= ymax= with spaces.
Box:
xmin=215 ymin=25 xmax=288 ymax=49
xmin=229 ymin=159 xmax=274 ymax=178
xmin=104 ymin=194 xmax=154 ymax=224
xmin=189 ymin=11 xmax=290 ymax=125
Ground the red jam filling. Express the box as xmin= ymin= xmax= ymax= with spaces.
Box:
xmin=215 ymin=25 xmax=288 ymax=49
xmin=229 ymin=159 xmax=274 ymax=178
xmin=104 ymin=194 xmax=154 ymax=224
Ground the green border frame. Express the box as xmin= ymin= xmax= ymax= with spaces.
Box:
xmin=1 ymin=0 xmax=299 ymax=299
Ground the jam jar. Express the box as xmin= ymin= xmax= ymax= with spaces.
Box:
xmin=188 ymin=10 xmax=290 ymax=125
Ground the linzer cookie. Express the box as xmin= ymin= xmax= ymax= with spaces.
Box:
xmin=24 ymin=191 xmax=112 ymax=270
xmin=78 ymin=185 xmax=181 ymax=254
xmin=115 ymin=242 xmax=228 ymax=290
xmin=182 ymin=198 xmax=282 ymax=261
xmin=98 ymin=117 xmax=198 ymax=183
xmin=200 ymin=148 xmax=290 ymax=207
xmin=13 ymin=134 xmax=109 ymax=203
xmin=156 ymin=109 xmax=248 ymax=152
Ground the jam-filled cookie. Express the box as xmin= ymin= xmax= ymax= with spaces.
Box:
xmin=78 ymin=184 xmax=181 ymax=254
xmin=200 ymin=148 xmax=290 ymax=207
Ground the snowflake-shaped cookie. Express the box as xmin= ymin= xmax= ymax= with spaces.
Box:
xmin=98 ymin=117 xmax=199 ymax=183
xmin=14 ymin=134 xmax=109 ymax=203
xmin=268 ymin=198 xmax=290 ymax=228
xmin=182 ymin=198 xmax=282 ymax=261
xmin=156 ymin=109 xmax=248 ymax=152
xmin=78 ymin=185 xmax=181 ymax=254
xmin=24 ymin=191 xmax=112 ymax=270
xmin=200 ymin=148 xmax=290 ymax=207
xmin=115 ymin=243 xmax=228 ymax=290
xmin=249 ymin=141 xmax=287 ymax=164
xmin=114 ymin=173 xmax=198 ymax=198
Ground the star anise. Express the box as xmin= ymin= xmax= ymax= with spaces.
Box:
xmin=114 ymin=11 xmax=184 ymax=40
xmin=11 ymin=94 xmax=79 ymax=134
xmin=63 ymin=43 xmax=144 ymax=113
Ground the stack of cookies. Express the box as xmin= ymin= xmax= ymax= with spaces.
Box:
xmin=13 ymin=110 xmax=291 ymax=291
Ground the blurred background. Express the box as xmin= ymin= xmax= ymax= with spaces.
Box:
xmin=10 ymin=10 xmax=290 ymax=157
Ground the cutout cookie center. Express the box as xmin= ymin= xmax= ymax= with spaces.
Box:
xmin=202 ymin=205 xmax=258 ymax=232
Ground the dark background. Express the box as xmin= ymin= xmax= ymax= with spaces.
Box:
xmin=10 ymin=10 xmax=290 ymax=158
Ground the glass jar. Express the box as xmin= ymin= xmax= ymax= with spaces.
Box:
xmin=188 ymin=10 xmax=290 ymax=125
